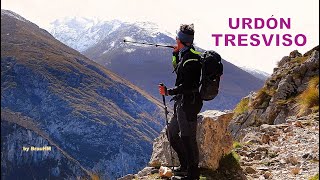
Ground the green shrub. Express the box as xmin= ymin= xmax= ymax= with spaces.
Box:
xmin=199 ymin=151 xmax=243 ymax=180
xmin=199 ymin=175 xmax=207 ymax=180
xmin=233 ymin=141 xmax=243 ymax=149
xmin=309 ymin=173 xmax=319 ymax=180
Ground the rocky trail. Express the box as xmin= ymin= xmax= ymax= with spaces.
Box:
xmin=120 ymin=113 xmax=319 ymax=180
xmin=235 ymin=113 xmax=319 ymax=180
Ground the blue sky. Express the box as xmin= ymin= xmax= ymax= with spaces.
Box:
xmin=2 ymin=0 xmax=319 ymax=73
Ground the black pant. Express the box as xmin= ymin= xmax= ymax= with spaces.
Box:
xmin=167 ymin=95 xmax=202 ymax=178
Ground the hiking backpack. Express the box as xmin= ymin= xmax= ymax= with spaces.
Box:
xmin=199 ymin=50 xmax=223 ymax=101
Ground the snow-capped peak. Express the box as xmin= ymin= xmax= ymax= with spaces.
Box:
xmin=48 ymin=17 xmax=125 ymax=52
xmin=50 ymin=16 xmax=102 ymax=31
xmin=133 ymin=21 xmax=175 ymax=39
xmin=48 ymin=17 xmax=176 ymax=52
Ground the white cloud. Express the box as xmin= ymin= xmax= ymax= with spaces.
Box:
xmin=2 ymin=0 xmax=319 ymax=73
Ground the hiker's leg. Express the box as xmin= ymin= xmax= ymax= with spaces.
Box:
xmin=167 ymin=102 xmax=188 ymax=168
xmin=181 ymin=135 xmax=199 ymax=179
xmin=177 ymin=102 xmax=200 ymax=179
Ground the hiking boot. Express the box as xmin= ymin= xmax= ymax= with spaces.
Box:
xmin=187 ymin=165 xmax=200 ymax=180
xmin=173 ymin=166 xmax=188 ymax=176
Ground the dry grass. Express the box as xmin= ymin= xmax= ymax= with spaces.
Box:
xmin=250 ymin=87 xmax=274 ymax=109
xmin=233 ymin=98 xmax=249 ymax=118
xmin=291 ymin=56 xmax=309 ymax=64
xmin=276 ymin=96 xmax=296 ymax=106
xmin=297 ymin=76 xmax=319 ymax=115
xmin=89 ymin=174 xmax=100 ymax=180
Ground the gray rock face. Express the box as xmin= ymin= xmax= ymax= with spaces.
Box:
xmin=149 ymin=110 xmax=233 ymax=171
xmin=277 ymin=56 xmax=291 ymax=67
xmin=289 ymin=50 xmax=302 ymax=58
xmin=1 ymin=111 xmax=89 ymax=180
xmin=274 ymin=75 xmax=296 ymax=100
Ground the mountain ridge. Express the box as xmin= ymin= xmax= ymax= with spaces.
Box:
xmin=240 ymin=66 xmax=270 ymax=81
xmin=1 ymin=9 xmax=166 ymax=179
xmin=49 ymin=17 xmax=264 ymax=111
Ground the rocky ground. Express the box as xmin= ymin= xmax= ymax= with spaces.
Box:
xmin=236 ymin=113 xmax=319 ymax=180
xmin=119 ymin=47 xmax=319 ymax=180
xmin=119 ymin=113 xmax=319 ymax=180
xmin=119 ymin=111 xmax=245 ymax=180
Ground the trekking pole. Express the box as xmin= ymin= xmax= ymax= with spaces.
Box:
xmin=123 ymin=39 xmax=174 ymax=49
xmin=159 ymin=83 xmax=175 ymax=169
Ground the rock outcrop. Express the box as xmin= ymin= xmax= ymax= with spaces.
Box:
xmin=226 ymin=46 xmax=319 ymax=180
xmin=149 ymin=110 xmax=233 ymax=170
xmin=230 ymin=46 xmax=319 ymax=139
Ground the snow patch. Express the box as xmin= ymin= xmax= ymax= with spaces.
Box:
xmin=103 ymin=50 xmax=109 ymax=54
xmin=124 ymin=48 xmax=136 ymax=53
xmin=124 ymin=36 xmax=135 ymax=42
xmin=133 ymin=21 xmax=175 ymax=39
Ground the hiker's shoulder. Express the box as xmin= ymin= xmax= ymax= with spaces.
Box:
xmin=183 ymin=49 xmax=201 ymax=60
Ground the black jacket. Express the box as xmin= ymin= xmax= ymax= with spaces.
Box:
xmin=168 ymin=46 xmax=202 ymax=95
xmin=168 ymin=46 xmax=203 ymax=119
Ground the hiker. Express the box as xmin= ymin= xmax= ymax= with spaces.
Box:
xmin=159 ymin=24 xmax=203 ymax=180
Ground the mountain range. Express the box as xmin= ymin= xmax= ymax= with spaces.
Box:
xmin=240 ymin=66 xmax=270 ymax=81
xmin=1 ymin=10 xmax=166 ymax=179
xmin=49 ymin=17 xmax=265 ymax=111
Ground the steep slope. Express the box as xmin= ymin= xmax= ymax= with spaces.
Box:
xmin=1 ymin=110 xmax=91 ymax=179
xmin=1 ymin=10 xmax=166 ymax=179
xmin=227 ymin=46 xmax=319 ymax=179
xmin=229 ymin=46 xmax=319 ymax=138
xmin=49 ymin=18 xmax=264 ymax=111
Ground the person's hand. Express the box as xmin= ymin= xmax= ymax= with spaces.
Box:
xmin=158 ymin=84 xmax=168 ymax=96
xmin=173 ymin=45 xmax=179 ymax=53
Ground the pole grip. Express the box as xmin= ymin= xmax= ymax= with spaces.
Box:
xmin=159 ymin=83 xmax=166 ymax=105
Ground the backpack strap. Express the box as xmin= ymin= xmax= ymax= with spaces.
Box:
xmin=183 ymin=59 xmax=199 ymax=67
xmin=182 ymin=48 xmax=201 ymax=67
